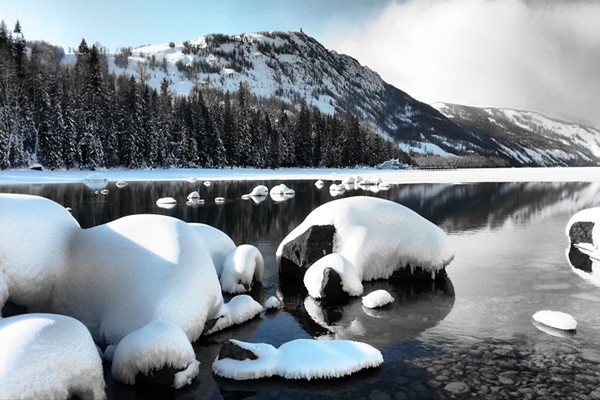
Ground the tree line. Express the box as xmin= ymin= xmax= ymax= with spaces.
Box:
xmin=0 ymin=22 xmax=408 ymax=171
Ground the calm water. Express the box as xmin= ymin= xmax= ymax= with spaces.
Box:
xmin=3 ymin=179 xmax=600 ymax=399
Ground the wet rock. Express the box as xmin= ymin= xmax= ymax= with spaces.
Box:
xmin=443 ymin=381 xmax=469 ymax=394
xmin=135 ymin=365 xmax=180 ymax=386
xmin=569 ymin=221 xmax=595 ymax=245
xmin=218 ymin=340 xmax=258 ymax=361
xmin=279 ymin=225 xmax=335 ymax=280
xmin=320 ymin=267 xmax=350 ymax=302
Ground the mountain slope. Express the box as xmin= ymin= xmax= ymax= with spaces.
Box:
xmin=110 ymin=31 xmax=486 ymax=157
xmin=107 ymin=31 xmax=600 ymax=167
xmin=434 ymin=103 xmax=600 ymax=167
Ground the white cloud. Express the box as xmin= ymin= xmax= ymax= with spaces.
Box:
xmin=327 ymin=0 xmax=600 ymax=127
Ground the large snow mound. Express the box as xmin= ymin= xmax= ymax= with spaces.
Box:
xmin=0 ymin=194 xmax=223 ymax=345
xmin=188 ymin=223 xmax=236 ymax=277
xmin=212 ymin=339 xmax=383 ymax=380
xmin=111 ymin=320 xmax=199 ymax=388
xmin=277 ymin=196 xmax=454 ymax=281
xmin=0 ymin=313 xmax=105 ymax=400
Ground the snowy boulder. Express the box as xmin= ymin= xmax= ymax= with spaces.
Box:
xmin=0 ymin=194 xmax=81 ymax=311
xmin=156 ymin=197 xmax=177 ymax=209
xmin=188 ymin=223 xmax=236 ymax=277
xmin=532 ymin=310 xmax=577 ymax=336
xmin=212 ymin=338 xmax=383 ymax=380
xmin=116 ymin=180 xmax=128 ymax=188
xmin=279 ymin=225 xmax=335 ymax=280
xmin=304 ymin=253 xmax=363 ymax=301
xmin=277 ymin=196 xmax=454 ymax=283
xmin=362 ymin=290 xmax=395 ymax=309
xmin=567 ymin=207 xmax=600 ymax=259
xmin=248 ymin=185 xmax=269 ymax=197
xmin=264 ymin=296 xmax=282 ymax=310
xmin=0 ymin=314 xmax=105 ymax=400
xmin=329 ymin=183 xmax=346 ymax=196
xmin=187 ymin=190 xmax=201 ymax=200
xmin=205 ymin=295 xmax=264 ymax=335
xmin=220 ymin=245 xmax=265 ymax=294
xmin=111 ymin=320 xmax=200 ymax=388
xmin=315 ymin=180 xmax=325 ymax=189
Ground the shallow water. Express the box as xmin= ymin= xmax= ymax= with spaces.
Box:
xmin=3 ymin=179 xmax=600 ymax=399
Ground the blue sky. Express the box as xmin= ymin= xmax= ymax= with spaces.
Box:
xmin=0 ymin=0 xmax=391 ymax=51
xmin=2 ymin=0 xmax=599 ymax=127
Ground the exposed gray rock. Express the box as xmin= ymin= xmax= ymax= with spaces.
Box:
xmin=569 ymin=221 xmax=595 ymax=245
xmin=279 ymin=225 xmax=335 ymax=280
xmin=218 ymin=340 xmax=258 ymax=361
xmin=320 ymin=267 xmax=350 ymax=302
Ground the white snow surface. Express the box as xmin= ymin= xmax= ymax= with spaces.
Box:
xmin=248 ymin=185 xmax=269 ymax=196
xmin=0 ymin=194 xmax=224 ymax=345
xmin=362 ymin=290 xmax=395 ymax=309
xmin=1 ymin=167 xmax=600 ymax=186
xmin=532 ymin=310 xmax=577 ymax=331
xmin=0 ymin=313 xmax=105 ymax=400
xmin=277 ymin=196 xmax=454 ymax=281
xmin=111 ymin=320 xmax=198 ymax=387
xmin=304 ymin=254 xmax=363 ymax=298
xmin=220 ymin=245 xmax=265 ymax=294
xmin=205 ymin=295 xmax=264 ymax=335
xmin=212 ymin=338 xmax=383 ymax=380
xmin=188 ymin=223 xmax=236 ymax=277
xmin=264 ymin=296 xmax=282 ymax=310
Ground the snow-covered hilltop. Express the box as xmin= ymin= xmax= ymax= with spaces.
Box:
xmin=434 ymin=103 xmax=600 ymax=167
xmin=105 ymin=31 xmax=484 ymax=158
xmin=98 ymin=31 xmax=600 ymax=167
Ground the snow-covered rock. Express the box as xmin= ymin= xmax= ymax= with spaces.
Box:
xmin=220 ymin=245 xmax=265 ymax=294
xmin=0 ymin=314 xmax=105 ymax=400
xmin=212 ymin=338 xmax=382 ymax=380
xmin=277 ymin=196 xmax=454 ymax=283
xmin=362 ymin=290 xmax=395 ymax=309
xmin=188 ymin=223 xmax=236 ymax=277
xmin=215 ymin=196 xmax=226 ymax=203
xmin=248 ymin=185 xmax=269 ymax=197
xmin=269 ymin=183 xmax=295 ymax=202
xmin=314 ymin=179 xmax=325 ymax=189
xmin=156 ymin=196 xmax=177 ymax=208
xmin=532 ymin=310 xmax=577 ymax=332
xmin=205 ymin=295 xmax=264 ymax=335
xmin=329 ymin=183 xmax=346 ymax=195
xmin=264 ymin=296 xmax=282 ymax=310
xmin=116 ymin=180 xmax=128 ymax=188
xmin=566 ymin=245 xmax=600 ymax=287
xmin=187 ymin=190 xmax=201 ymax=200
xmin=566 ymin=207 xmax=600 ymax=258
xmin=304 ymin=253 xmax=363 ymax=299
xmin=111 ymin=320 xmax=199 ymax=388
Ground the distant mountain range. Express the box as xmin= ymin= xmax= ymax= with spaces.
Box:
xmin=106 ymin=31 xmax=600 ymax=167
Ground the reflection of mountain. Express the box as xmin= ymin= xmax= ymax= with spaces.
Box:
xmin=281 ymin=279 xmax=455 ymax=349
xmin=385 ymin=182 xmax=600 ymax=233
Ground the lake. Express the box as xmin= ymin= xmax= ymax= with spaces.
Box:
xmin=2 ymin=178 xmax=600 ymax=399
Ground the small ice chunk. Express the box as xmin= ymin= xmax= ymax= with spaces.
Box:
xmin=532 ymin=310 xmax=577 ymax=331
xmin=362 ymin=290 xmax=395 ymax=308
xmin=264 ymin=296 xmax=282 ymax=310
xmin=187 ymin=191 xmax=201 ymax=200
xmin=156 ymin=197 xmax=177 ymax=205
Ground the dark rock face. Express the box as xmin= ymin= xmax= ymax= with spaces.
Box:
xmin=569 ymin=221 xmax=595 ymax=245
xmin=135 ymin=365 xmax=180 ymax=386
xmin=320 ymin=267 xmax=350 ymax=302
xmin=390 ymin=264 xmax=448 ymax=281
xmin=218 ymin=340 xmax=258 ymax=361
xmin=279 ymin=225 xmax=335 ymax=280
xmin=569 ymin=245 xmax=593 ymax=273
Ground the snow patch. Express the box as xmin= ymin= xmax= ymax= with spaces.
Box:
xmin=362 ymin=290 xmax=395 ymax=308
xmin=532 ymin=310 xmax=577 ymax=331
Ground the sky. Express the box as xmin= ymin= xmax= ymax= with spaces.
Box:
xmin=1 ymin=0 xmax=599 ymax=127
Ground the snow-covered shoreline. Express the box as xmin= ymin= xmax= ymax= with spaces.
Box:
xmin=1 ymin=166 xmax=599 ymax=186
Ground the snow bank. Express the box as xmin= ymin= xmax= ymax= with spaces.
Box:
xmin=111 ymin=320 xmax=199 ymax=388
xmin=188 ymin=223 xmax=236 ymax=277
xmin=532 ymin=310 xmax=577 ymax=331
xmin=362 ymin=290 xmax=395 ymax=308
xmin=0 ymin=314 xmax=105 ymax=400
xmin=212 ymin=338 xmax=383 ymax=380
xmin=220 ymin=245 xmax=265 ymax=294
xmin=277 ymin=196 xmax=454 ymax=282
xmin=304 ymin=253 xmax=363 ymax=298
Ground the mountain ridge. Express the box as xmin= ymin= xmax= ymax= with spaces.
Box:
xmin=103 ymin=30 xmax=600 ymax=167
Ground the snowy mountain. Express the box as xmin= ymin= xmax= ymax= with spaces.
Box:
xmin=108 ymin=31 xmax=487 ymax=157
xmin=107 ymin=31 xmax=600 ymax=166
xmin=434 ymin=103 xmax=600 ymax=167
